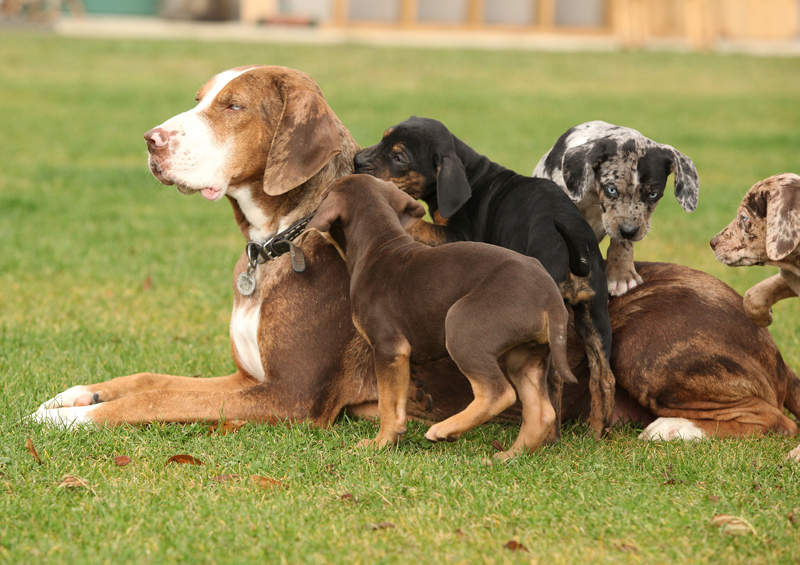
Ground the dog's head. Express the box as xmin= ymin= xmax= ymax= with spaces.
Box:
xmin=306 ymin=175 xmax=426 ymax=257
xmin=354 ymin=116 xmax=471 ymax=219
xmin=710 ymin=173 xmax=800 ymax=267
xmin=546 ymin=121 xmax=699 ymax=241
xmin=144 ymin=65 xmax=343 ymax=201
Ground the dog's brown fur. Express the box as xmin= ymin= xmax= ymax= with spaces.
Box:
xmin=711 ymin=173 xmax=800 ymax=327
xmin=306 ymin=175 xmax=575 ymax=459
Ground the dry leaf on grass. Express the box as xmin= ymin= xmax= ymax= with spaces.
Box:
xmin=165 ymin=454 xmax=203 ymax=466
xmin=206 ymin=420 xmax=246 ymax=436
xmin=250 ymin=475 xmax=287 ymax=489
xmin=25 ymin=437 xmax=42 ymax=465
xmin=369 ymin=522 xmax=395 ymax=531
xmin=211 ymin=474 xmax=240 ymax=483
xmin=142 ymin=276 xmax=153 ymax=291
xmin=113 ymin=456 xmax=131 ymax=467
xmin=339 ymin=492 xmax=354 ymax=501
xmin=491 ymin=440 xmax=505 ymax=452
xmin=504 ymin=540 xmax=528 ymax=552
xmin=711 ymin=514 xmax=756 ymax=535
xmin=57 ymin=475 xmax=96 ymax=495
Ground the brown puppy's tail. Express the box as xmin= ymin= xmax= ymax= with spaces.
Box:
xmin=547 ymin=304 xmax=578 ymax=385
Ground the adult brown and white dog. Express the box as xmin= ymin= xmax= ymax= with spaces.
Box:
xmin=533 ymin=121 xmax=699 ymax=297
xmin=28 ymin=68 xmax=799 ymax=456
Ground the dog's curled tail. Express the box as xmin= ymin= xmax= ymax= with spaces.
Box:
xmin=547 ymin=303 xmax=578 ymax=385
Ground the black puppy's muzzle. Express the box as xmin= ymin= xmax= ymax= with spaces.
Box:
xmin=353 ymin=149 xmax=374 ymax=174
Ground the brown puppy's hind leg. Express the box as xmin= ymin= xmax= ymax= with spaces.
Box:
xmin=358 ymin=338 xmax=411 ymax=448
xmin=496 ymin=345 xmax=556 ymax=461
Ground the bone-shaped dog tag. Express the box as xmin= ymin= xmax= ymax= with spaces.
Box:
xmin=289 ymin=242 xmax=306 ymax=273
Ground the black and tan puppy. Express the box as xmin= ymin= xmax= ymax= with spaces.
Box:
xmin=305 ymin=175 xmax=576 ymax=460
xmin=354 ymin=116 xmax=614 ymax=437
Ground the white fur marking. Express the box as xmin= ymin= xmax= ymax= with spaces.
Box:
xmin=29 ymin=405 xmax=95 ymax=427
xmin=38 ymin=385 xmax=94 ymax=409
xmin=229 ymin=185 xmax=274 ymax=240
xmin=638 ymin=417 xmax=708 ymax=441
xmin=230 ymin=302 xmax=265 ymax=382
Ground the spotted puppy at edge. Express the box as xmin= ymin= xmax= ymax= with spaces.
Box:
xmin=710 ymin=173 xmax=800 ymax=327
xmin=534 ymin=120 xmax=700 ymax=296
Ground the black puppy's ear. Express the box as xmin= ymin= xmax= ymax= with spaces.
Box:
xmin=307 ymin=192 xmax=346 ymax=234
xmin=660 ymin=143 xmax=699 ymax=212
xmin=435 ymin=152 xmax=471 ymax=218
xmin=562 ymin=138 xmax=616 ymax=200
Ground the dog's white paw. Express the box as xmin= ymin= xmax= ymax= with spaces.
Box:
xmin=787 ymin=443 xmax=800 ymax=462
xmin=638 ymin=417 xmax=707 ymax=441
xmin=37 ymin=385 xmax=95 ymax=410
xmin=607 ymin=272 xmax=644 ymax=297
xmin=28 ymin=405 xmax=96 ymax=428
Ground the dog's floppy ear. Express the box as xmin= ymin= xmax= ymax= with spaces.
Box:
xmin=383 ymin=181 xmax=426 ymax=228
xmin=434 ymin=149 xmax=471 ymax=218
xmin=561 ymin=138 xmax=616 ymax=199
xmin=262 ymin=87 xmax=342 ymax=196
xmin=766 ymin=174 xmax=800 ymax=261
xmin=307 ymin=192 xmax=347 ymax=234
xmin=662 ymin=144 xmax=699 ymax=212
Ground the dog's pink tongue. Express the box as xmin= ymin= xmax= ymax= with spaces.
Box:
xmin=201 ymin=187 xmax=222 ymax=201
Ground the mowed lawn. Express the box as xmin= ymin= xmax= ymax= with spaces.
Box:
xmin=1 ymin=31 xmax=800 ymax=563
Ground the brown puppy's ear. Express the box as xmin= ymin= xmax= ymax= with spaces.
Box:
xmin=307 ymin=192 xmax=347 ymax=234
xmin=383 ymin=181 xmax=426 ymax=228
xmin=661 ymin=143 xmax=699 ymax=212
xmin=263 ymin=87 xmax=342 ymax=196
xmin=766 ymin=173 xmax=800 ymax=261
xmin=562 ymin=138 xmax=617 ymax=200
xmin=434 ymin=149 xmax=471 ymax=218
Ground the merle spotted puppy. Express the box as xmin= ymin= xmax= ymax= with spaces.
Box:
xmin=355 ymin=116 xmax=614 ymax=437
xmin=533 ymin=121 xmax=699 ymax=296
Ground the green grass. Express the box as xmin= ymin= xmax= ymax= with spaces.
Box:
xmin=1 ymin=32 xmax=800 ymax=563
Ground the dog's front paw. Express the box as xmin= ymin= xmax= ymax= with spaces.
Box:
xmin=607 ymin=269 xmax=644 ymax=297
xmin=37 ymin=385 xmax=98 ymax=410
xmin=787 ymin=443 xmax=800 ymax=462
xmin=743 ymin=291 xmax=773 ymax=327
xmin=28 ymin=405 xmax=96 ymax=428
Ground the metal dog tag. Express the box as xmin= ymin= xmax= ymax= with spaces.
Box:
xmin=289 ymin=242 xmax=306 ymax=273
xmin=237 ymin=268 xmax=257 ymax=296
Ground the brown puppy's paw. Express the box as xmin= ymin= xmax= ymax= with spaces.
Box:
xmin=424 ymin=423 xmax=459 ymax=443
xmin=356 ymin=432 xmax=400 ymax=449
xmin=743 ymin=290 xmax=774 ymax=327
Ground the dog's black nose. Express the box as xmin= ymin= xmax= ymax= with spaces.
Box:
xmin=353 ymin=151 xmax=368 ymax=172
xmin=619 ymin=225 xmax=640 ymax=239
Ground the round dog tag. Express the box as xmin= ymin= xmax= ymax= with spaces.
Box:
xmin=237 ymin=271 xmax=256 ymax=296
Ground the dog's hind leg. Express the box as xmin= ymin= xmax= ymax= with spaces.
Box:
xmin=425 ymin=307 xmax=517 ymax=442
xmin=496 ymin=345 xmax=556 ymax=460
xmin=573 ymin=302 xmax=615 ymax=438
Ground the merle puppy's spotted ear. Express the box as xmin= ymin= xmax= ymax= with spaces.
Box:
xmin=307 ymin=191 xmax=347 ymax=234
xmin=561 ymin=138 xmax=617 ymax=199
xmin=434 ymin=139 xmax=471 ymax=218
xmin=662 ymin=144 xmax=700 ymax=212
xmin=262 ymin=86 xmax=341 ymax=196
xmin=766 ymin=173 xmax=800 ymax=261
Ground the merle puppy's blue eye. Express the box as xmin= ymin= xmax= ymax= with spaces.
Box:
xmin=605 ymin=186 xmax=618 ymax=197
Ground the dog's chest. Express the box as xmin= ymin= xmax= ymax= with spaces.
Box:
xmin=230 ymin=300 xmax=265 ymax=382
